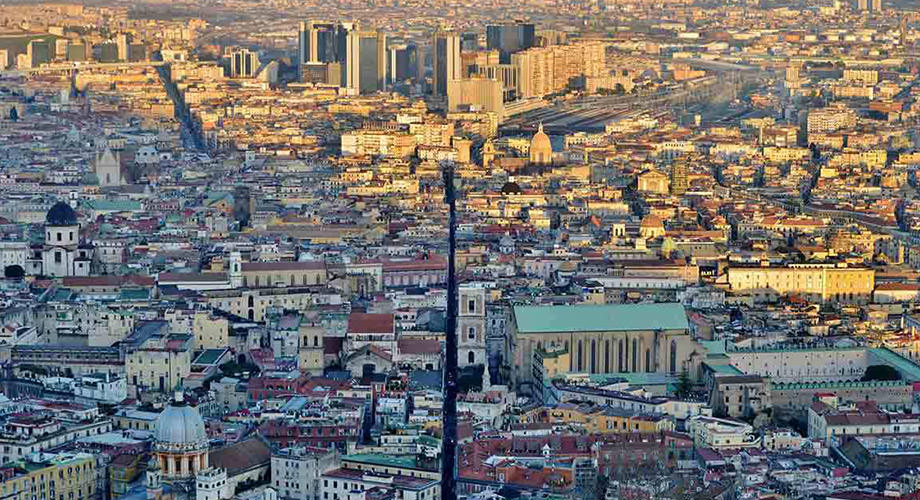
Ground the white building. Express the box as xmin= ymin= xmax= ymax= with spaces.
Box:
xmin=40 ymin=202 xmax=92 ymax=277
xmin=0 ymin=241 xmax=29 ymax=271
xmin=271 ymin=446 xmax=339 ymax=500
xmin=686 ymin=415 xmax=760 ymax=449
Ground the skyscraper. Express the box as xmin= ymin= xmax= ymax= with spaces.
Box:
xmin=116 ymin=33 xmax=131 ymax=62
xmin=298 ymin=21 xmax=349 ymax=82
xmin=346 ymin=29 xmax=386 ymax=94
xmin=298 ymin=21 xmax=345 ymax=64
xmin=432 ymin=31 xmax=462 ymax=97
xmin=486 ymin=21 xmax=536 ymax=64
xmin=388 ymin=43 xmax=417 ymax=85
xmin=230 ymin=48 xmax=260 ymax=78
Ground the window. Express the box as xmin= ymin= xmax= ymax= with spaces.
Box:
xmin=468 ymin=299 xmax=476 ymax=313
xmin=468 ymin=327 xmax=475 ymax=340
xmin=577 ymin=340 xmax=583 ymax=371
xmin=590 ymin=339 xmax=596 ymax=373
xmin=604 ymin=340 xmax=610 ymax=372
xmin=55 ymin=252 xmax=62 ymax=264
xmin=632 ymin=339 xmax=638 ymax=372
xmin=669 ymin=340 xmax=678 ymax=374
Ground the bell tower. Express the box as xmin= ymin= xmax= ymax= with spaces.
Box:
xmin=457 ymin=285 xmax=488 ymax=388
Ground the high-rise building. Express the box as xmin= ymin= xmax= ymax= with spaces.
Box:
xmin=461 ymin=32 xmax=479 ymax=52
xmin=230 ymin=48 xmax=260 ymax=78
xmin=855 ymin=0 xmax=881 ymax=10
xmin=512 ymin=42 xmax=606 ymax=99
xmin=432 ymin=31 xmax=462 ymax=96
xmin=388 ymin=43 xmax=417 ymax=85
xmin=298 ymin=21 xmax=348 ymax=82
xmin=299 ymin=21 xmax=345 ymax=64
xmin=486 ymin=21 xmax=536 ymax=63
xmin=26 ymin=39 xmax=53 ymax=68
xmin=302 ymin=62 xmax=342 ymax=86
xmin=346 ymin=29 xmax=386 ymax=94
xmin=116 ymin=33 xmax=131 ymax=61
xmin=447 ymin=77 xmax=504 ymax=121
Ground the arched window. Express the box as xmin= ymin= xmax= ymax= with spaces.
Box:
xmin=604 ymin=340 xmax=611 ymax=373
xmin=618 ymin=340 xmax=624 ymax=372
xmin=468 ymin=351 xmax=475 ymax=364
xmin=468 ymin=327 xmax=476 ymax=340
xmin=670 ymin=340 xmax=678 ymax=374
xmin=645 ymin=348 xmax=651 ymax=373
xmin=248 ymin=296 xmax=254 ymax=308
xmin=590 ymin=340 xmax=596 ymax=373
xmin=632 ymin=339 xmax=638 ymax=373
xmin=577 ymin=340 xmax=583 ymax=371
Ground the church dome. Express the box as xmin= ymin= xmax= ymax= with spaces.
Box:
xmin=529 ymin=123 xmax=552 ymax=165
xmin=501 ymin=181 xmax=522 ymax=195
xmin=46 ymin=202 xmax=77 ymax=226
xmin=154 ymin=397 xmax=208 ymax=451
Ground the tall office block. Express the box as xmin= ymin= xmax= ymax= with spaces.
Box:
xmin=432 ymin=31 xmax=462 ymax=96
xmin=230 ymin=48 xmax=260 ymax=78
xmin=346 ymin=29 xmax=386 ymax=94
xmin=486 ymin=21 xmax=536 ymax=63
xmin=299 ymin=21 xmax=348 ymax=82
xmin=389 ymin=43 xmax=417 ymax=85
xmin=116 ymin=33 xmax=131 ymax=61
xmin=447 ymin=77 xmax=504 ymax=121
xmin=27 ymin=39 xmax=53 ymax=68
xmin=299 ymin=21 xmax=345 ymax=64
xmin=461 ymin=33 xmax=479 ymax=52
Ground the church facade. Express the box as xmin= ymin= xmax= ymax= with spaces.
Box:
xmin=28 ymin=201 xmax=94 ymax=277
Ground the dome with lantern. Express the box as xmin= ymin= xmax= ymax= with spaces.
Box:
xmin=529 ymin=123 xmax=553 ymax=165
xmin=152 ymin=391 xmax=210 ymax=481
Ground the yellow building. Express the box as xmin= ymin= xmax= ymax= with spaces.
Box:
xmin=193 ymin=311 xmax=229 ymax=351
xmin=0 ymin=452 xmax=97 ymax=500
xmin=521 ymin=405 xmax=675 ymax=434
xmin=126 ymin=334 xmax=192 ymax=396
xmin=240 ymin=261 xmax=327 ymax=289
xmin=724 ymin=264 xmax=874 ymax=304
xmin=537 ymin=345 xmax=571 ymax=379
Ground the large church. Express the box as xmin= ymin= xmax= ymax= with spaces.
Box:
xmin=25 ymin=201 xmax=94 ymax=277
xmin=146 ymin=392 xmax=273 ymax=500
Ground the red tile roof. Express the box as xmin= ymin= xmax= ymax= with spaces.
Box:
xmin=397 ymin=339 xmax=441 ymax=355
xmin=347 ymin=313 xmax=394 ymax=334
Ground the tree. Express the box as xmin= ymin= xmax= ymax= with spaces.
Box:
xmin=675 ymin=369 xmax=693 ymax=398
xmin=3 ymin=265 xmax=24 ymax=279
xmin=8 ymin=107 xmax=18 ymax=122
xmin=862 ymin=364 xmax=901 ymax=382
